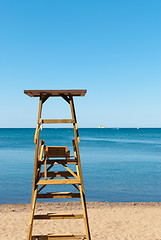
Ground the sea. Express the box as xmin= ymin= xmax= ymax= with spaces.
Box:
xmin=0 ymin=128 xmax=161 ymax=204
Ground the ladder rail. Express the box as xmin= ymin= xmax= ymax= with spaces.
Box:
xmin=69 ymin=96 xmax=91 ymax=240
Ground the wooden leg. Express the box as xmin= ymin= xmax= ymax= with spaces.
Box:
xmin=79 ymin=185 xmax=91 ymax=240
xmin=31 ymin=97 xmax=43 ymax=208
xmin=26 ymin=188 xmax=38 ymax=240
xmin=70 ymin=100 xmax=91 ymax=240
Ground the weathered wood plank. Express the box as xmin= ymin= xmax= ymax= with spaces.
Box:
xmin=40 ymin=171 xmax=77 ymax=178
xmin=37 ymin=192 xmax=80 ymax=199
xmin=42 ymin=119 xmax=74 ymax=124
xmin=37 ymin=179 xmax=80 ymax=185
xmin=34 ymin=213 xmax=83 ymax=219
xmin=32 ymin=234 xmax=86 ymax=240
xmin=44 ymin=159 xmax=78 ymax=164
xmin=24 ymin=89 xmax=87 ymax=97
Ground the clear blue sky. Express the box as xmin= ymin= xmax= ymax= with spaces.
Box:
xmin=0 ymin=0 xmax=160 ymax=128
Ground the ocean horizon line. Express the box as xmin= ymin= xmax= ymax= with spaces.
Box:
xmin=0 ymin=127 xmax=161 ymax=129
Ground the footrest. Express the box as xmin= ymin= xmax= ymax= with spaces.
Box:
xmin=34 ymin=213 xmax=84 ymax=219
xmin=45 ymin=159 xmax=78 ymax=164
xmin=40 ymin=171 xmax=77 ymax=178
xmin=32 ymin=234 xmax=86 ymax=239
xmin=37 ymin=179 xmax=81 ymax=185
xmin=37 ymin=192 xmax=80 ymax=199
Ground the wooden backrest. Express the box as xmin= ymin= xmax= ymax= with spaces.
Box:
xmin=45 ymin=146 xmax=70 ymax=158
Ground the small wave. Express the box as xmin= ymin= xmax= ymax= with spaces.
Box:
xmin=81 ymin=137 xmax=161 ymax=145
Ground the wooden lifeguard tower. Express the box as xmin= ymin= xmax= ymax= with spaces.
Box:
xmin=24 ymin=90 xmax=91 ymax=240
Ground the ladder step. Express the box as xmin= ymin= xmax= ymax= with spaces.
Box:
xmin=37 ymin=179 xmax=81 ymax=185
xmin=42 ymin=119 xmax=74 ymax=124
xmin=37 ymin=192 xmax=80 ymax=199
xmin=41 ymin=159 xmax=78 ymax=165
xmin=34 ymin=213 xmax=84 ymax=219
xmin=40 ymin=171 xmax=77 ymax=178
xmin=32 ymin=234 xmax=86 ymax=240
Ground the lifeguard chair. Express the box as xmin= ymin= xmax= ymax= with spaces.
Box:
xmin=24 ymin=90 xmax=91 ymax=240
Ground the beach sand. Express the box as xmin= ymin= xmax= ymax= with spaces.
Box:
xmin=0 ymin=202 xmax=161 ymax=240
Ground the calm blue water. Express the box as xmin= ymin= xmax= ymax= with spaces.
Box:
xmin=0 ymin=128 xmax=161 ymax=204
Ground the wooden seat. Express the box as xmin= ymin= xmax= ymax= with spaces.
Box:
xmin=45 ymin=146 xmax=70 ymax=159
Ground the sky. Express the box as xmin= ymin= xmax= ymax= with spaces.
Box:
xmin=0 ymin=0 xmax=160 ymax=128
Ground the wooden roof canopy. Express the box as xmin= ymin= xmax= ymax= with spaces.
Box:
xmin=24 ymin=89 xmax=87 ymax=97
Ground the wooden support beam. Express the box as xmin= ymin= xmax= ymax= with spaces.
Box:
xmin=40 ymin=171 xmax=77 ymax=178
xmin=64 ymin=176 xmax=80 ymax=192
xmin=42 ymin=94 xmax=51 ymax=104
xmin=42 ymin=119 xmax=74 ymax=124
xmin=27 ymin=189 xmax=38 ymax=240
xmin=44 ymin=158 xmax=47 ymax=180
xmin=38 ymin=141 xmax=45 ymax=161
xmin=69 ymin=96 xmax=91 ymax=240
xmin=62 ymin=164 xmax=79 ymax=179
xmin=37 ymin=179 xmax=81 ymax=185
xmin=31 ymin=96 xmax=43 ymax=205
xmin=45 ymin=159 xmax=78 ymax=165
xmin=47 ymin=163 xmax=55 ymax=171
xmin=37 ymin=175 xmax=55 ymax=193
xmin=37 ymin=161 xmax=57 ymax=194
xmin=60 ymin=94 xmax=70 ymax=104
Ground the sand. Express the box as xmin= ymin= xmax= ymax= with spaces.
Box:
xmin=0 ymin=201 xmax=161 ymax=240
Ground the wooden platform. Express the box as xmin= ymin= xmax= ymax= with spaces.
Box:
xmin=24 ymin=89 xmax=87 ymax=97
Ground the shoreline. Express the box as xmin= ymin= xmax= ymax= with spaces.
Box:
xmin=1 ymin=201 xmax=161 ymax=206
xmin=1 ymin=201 xmax=161 ymax=239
